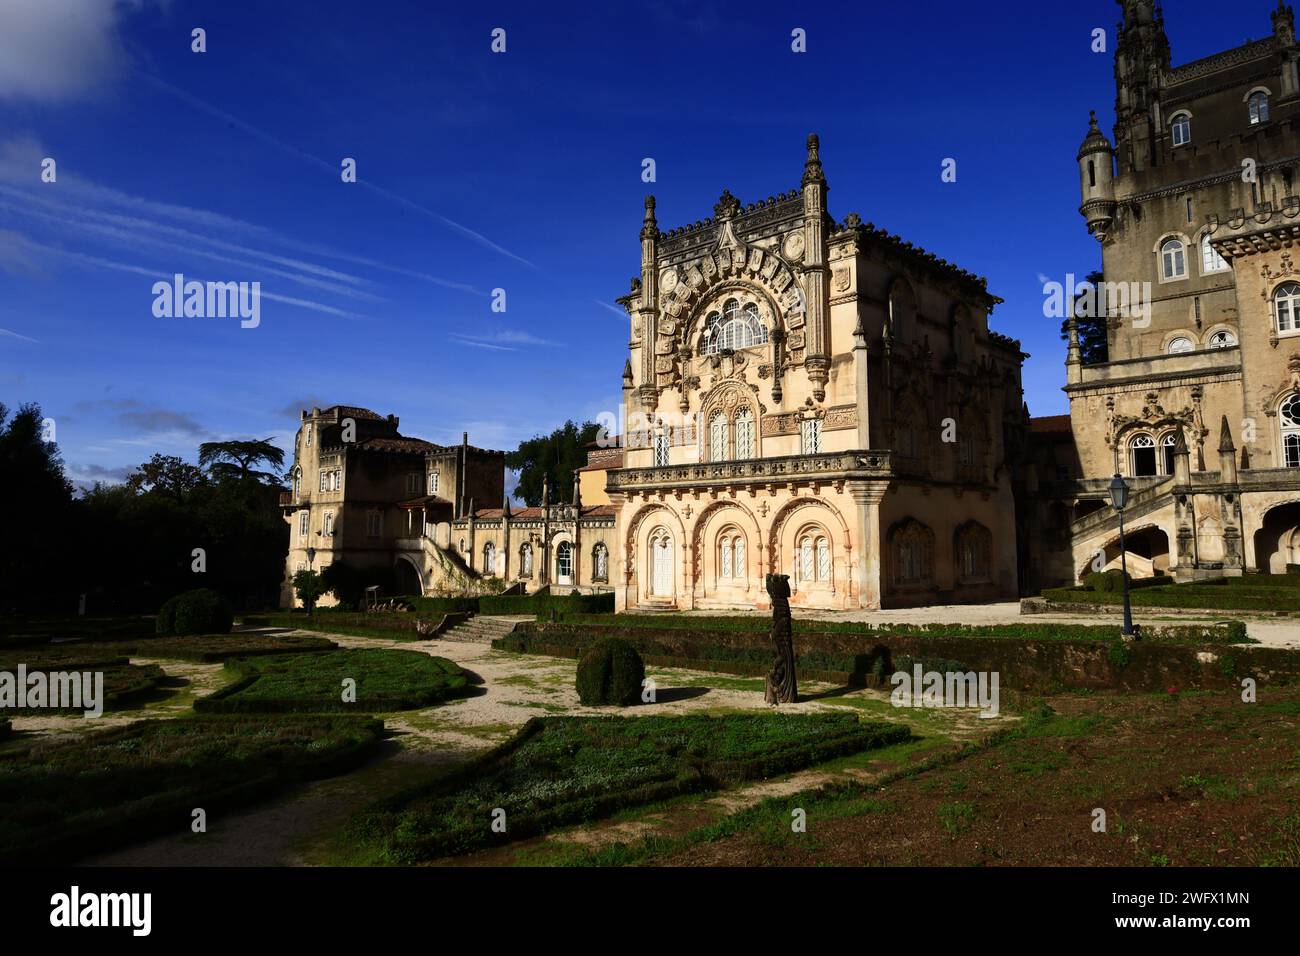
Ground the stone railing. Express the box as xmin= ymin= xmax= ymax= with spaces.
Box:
xmin=607 ymin=450 xmax=892 ymax=493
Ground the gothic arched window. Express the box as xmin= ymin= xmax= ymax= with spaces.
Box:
xmin=1160 ymin=432 xmax=1178 ymax=475
xmin=556 ymin=541 xmax=572 ymax=580
xmin=1282 ymin=393 xmax=1300 ymax=468
xmin=1129 ymin=433 xmax=1157 ymax=477
xmin=702 ymin=298 xmax=767 ymax=355
xmin=734 ymin=408 xmax=755 ymax=459
xmin=954 ymin=521 xmax=992 ymax=584
xmin=709 ymin=412 xmax=729 ymax=462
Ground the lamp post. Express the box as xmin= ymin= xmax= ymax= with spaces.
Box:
xmin=306 ymin=545 xmax=317 ymax=619
xmin=1108 ymin=473 xmax=1135 ymax=639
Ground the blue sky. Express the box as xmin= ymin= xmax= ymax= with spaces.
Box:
xmin=0 ymin=0 xmax=1265 ymax=488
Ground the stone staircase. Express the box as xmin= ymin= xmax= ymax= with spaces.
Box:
xmin=438 ymin=614 xmax=529 ymax=645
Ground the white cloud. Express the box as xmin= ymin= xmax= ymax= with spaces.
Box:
xmin=0 ymin=0 xmax=152 ymax=103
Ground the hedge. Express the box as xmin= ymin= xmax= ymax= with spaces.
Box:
xmin=542 ymin=612 xmax=1246 ymax=645
xmin=0 ymin=715 xmax=384 ymax=864
xmin=401 ymin=596 xmax=482 ymax=615
xmin=0 ymin=656 xmax=166 ymax=715
xmin=1041 ymin=583 xmax=1300 ymax=612
xmin=157 ymin=589 xmax=234 ymax=636
xmin=103 ymin=633 xmax=338 ymax=663
xmin=494 ymin=620 xmax=1285 ymax=694
xmin=195 ymin=648 xmax=471 ymax=713
xmin=575 ymin=638 xmax=645 ymax=706
xmin=481 ymin=591 xmax=615 ymax=616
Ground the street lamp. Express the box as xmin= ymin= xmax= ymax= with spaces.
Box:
xmin=1108 ymin=473 xmax=1135 ymax=639
xmin=306 ymin=545 xmax=318 ymax=618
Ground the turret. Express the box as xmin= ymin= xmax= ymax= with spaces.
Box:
xmin=801 ymin=134 xmax=830 ymax=403
xmin=1275 ymin=2 xmax=1298 ymax=97
xmin=1113 ymin=1 xmax=1171 ymax=172
xmin=637 ymin=196 xmax=660 ymax=412
xmin=1078 ymin=111 xmax=1117 ymax=242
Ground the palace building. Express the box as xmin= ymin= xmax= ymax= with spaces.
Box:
xmin=1059 ymin=0 xmax=1300 ymax=581
xmin=605 ymin=135 xmax=1029 ymax=611
xmin=279 ymin=405 xmax=618 ymax=607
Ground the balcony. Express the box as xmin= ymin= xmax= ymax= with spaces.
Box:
xmin=279 ymin=491 xmax=309 ymax=509
xmin=606 ymin=450 xmax=892 ymax=495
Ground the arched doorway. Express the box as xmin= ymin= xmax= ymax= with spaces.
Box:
xmin=1080 ymin=526 xmax=1171 ymax=580
xmin=649 ymin=530 xmax=674 ymax=599
xmin=394 ymin=556 xmax=422 ymax=596
xmin=1253 ymin=502 xmax=1300 ymax=573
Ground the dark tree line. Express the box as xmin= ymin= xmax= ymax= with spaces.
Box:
xmin=0 ymin=402 xmax=288 ymax=617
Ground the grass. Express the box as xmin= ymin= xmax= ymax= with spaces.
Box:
xmin=346 ymin=712 xmax=912 ymax=862
xmin=1043 ymin=575 xmax=1300 ymax=612
xmin=0 ymin=714 xmax=385 ymax=864
xmin=194 ymin=648 xmax=471 ymax=713
xmin=260 ymin=614 xmax=427 ymax=642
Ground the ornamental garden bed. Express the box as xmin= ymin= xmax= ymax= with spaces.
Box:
xmin=494 ymin=619 xmax=1299 ymax=694
xmin=194 ymin=648 xmax=471 ymax=713
xmin=103 ymin=633 xmax=338 ymax=662
xmin=348 ymin=713 xmax=910 ymax=862
xmin=0 ymin=715 xmax=385 ymax=864
xmin=0 ymin=649 xmax=167 ymax=715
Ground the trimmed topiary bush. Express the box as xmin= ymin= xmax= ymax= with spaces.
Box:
xmin=575 ymin=637 xmax=645 ymax=707
xmin=156 ymin=588 xmax=234 ymax=636
xmin=1085 ymin=569 xmax=1131 ymax=593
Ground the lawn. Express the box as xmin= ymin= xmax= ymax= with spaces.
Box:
xmin=0 ymin=715 xmax=385 ymax=864
xmin=347 ymin=712 xmax=911 ymax=862
xmin=569 ymin=688 xmax=1300 ymax=867
xmin=195 ymin=648 xmax=471 ymax=713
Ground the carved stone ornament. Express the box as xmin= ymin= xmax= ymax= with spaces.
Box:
xmin=660 ymin=268 xmax=678 ymax=293
xmin=783 ymin=231 xmax=806 ymax=262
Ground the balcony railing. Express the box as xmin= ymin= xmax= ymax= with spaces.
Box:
xmin=607 ymin=450 xmax=892 ymax=493
xmin=279 ymin=491 xmax=310 ymax=507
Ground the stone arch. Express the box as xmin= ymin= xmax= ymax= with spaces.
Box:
xmin=1251 ymin=498 xmax=1300 ymax=572
xmin=692 ymin=500 xmax=764 ymax=589
xmin=681 ymin=279 xmax=787 ymax=353
xmin=886 ymin=517 xmax=935 ymax=593
xmin=699 ymin=379 xmax=762 ymax=460
xmin=953 ymin=520 xmax=994 ymax=585
xmin=768 ymin=497 xmax=850 ymax=598
xmin=623 ymin=502 xmax=689 ymax=603
xmin=393 ymin=554 xmax=423 ymax=596
xmin=1075 ymin=522 xmax=1171 ymax=581
xmin=887 ymin=276 xmax=917 ymax=343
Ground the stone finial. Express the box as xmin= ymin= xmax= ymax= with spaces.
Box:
xmin=714 ymin=189 xmax=741 ymax=220
xmin=802 ymin=133 xmax=825 ymax=187
xmin=640 ymin=195 xmax=659 ymax=240
xmin=572 ymin=469 xmax=582 ymax=509
xmin=1218 ymin=415 xmax=1235 ymax=453
xmin=541 ymin=475 xmax=550 ymax=506
xmin=1173 ymin=427 xmax=1189 ymax=455
xmin=502 ymin=490 xmax=512 ymax=518
xmin=622 ymin=358 xmax=634 ymax=387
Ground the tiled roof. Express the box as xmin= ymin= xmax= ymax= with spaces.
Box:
xmin=1029 ymin=414 xmax=1072 ymax=435
xmin=396 ymin=494 xmax=453 ymax=509
xmin=323 ymin=405 xmax=385 ymax=420
xmin=577 ymin=452 xmax=623 ymax=472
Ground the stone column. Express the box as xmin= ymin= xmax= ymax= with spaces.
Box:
xmin=852 ymin=316 xmax=870 ymax=448
xmin=638 ymin=197 xmax=660 ymax=412
xmin=847 ymin=480 xmax=890 ymax=608
xmin=801 ymin=134 xmax=830 ymax=402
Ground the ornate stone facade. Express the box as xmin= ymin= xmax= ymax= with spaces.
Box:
xmin=605 ymin=135 xmax=1028 ymax=611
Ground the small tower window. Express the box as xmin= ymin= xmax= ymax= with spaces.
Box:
xmin=1249 ymin=91 xmax=1270 ymax=125
xmin=1167 ymin=336 xmax=1194 ymax=354
xmin=1088 ymin=160 xmax=1096 ymax=188
xmin=1274 ymin=282 xmax=1300 ymax=332
xmin=1171 ymin=113 xmax=1191 ymax=147
xmin=1200 ymin=234 xmax=1228 ymax=273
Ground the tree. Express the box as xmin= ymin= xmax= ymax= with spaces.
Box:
xmin=506 ymin=420 xmax=600 ymax=507
xmin=1059 ymin=270 xmax=1109 ymax=365
xmin=198 ymin=438 xmax=286 ymax=484
xmin=125 ymin=454 xmax=207 ymax=500
xmin=0 ymin=402 xmax=75 ymax=613
xmin=292 ymin=569 xmax=326 ymax=612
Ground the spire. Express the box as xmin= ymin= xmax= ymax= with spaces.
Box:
xmin=1218 ymin=415 xmax=1235 ymax=453
xmin=1173 ymin=427 xmax=1188 ymax=455
xmin=502 ymin=490 xmax=512 ymax=518
xmin=572 ymin=469 xmax=582 ymax=509
xmin=541 ymin=475 xmax=550 ymax=507
xmin=622 ymin=358 xmax=634 ymax=388
xmin=802 ymin=133 xmax=825 ymax=187
xmin=640 ymin=195 xmax=658 ymax=240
